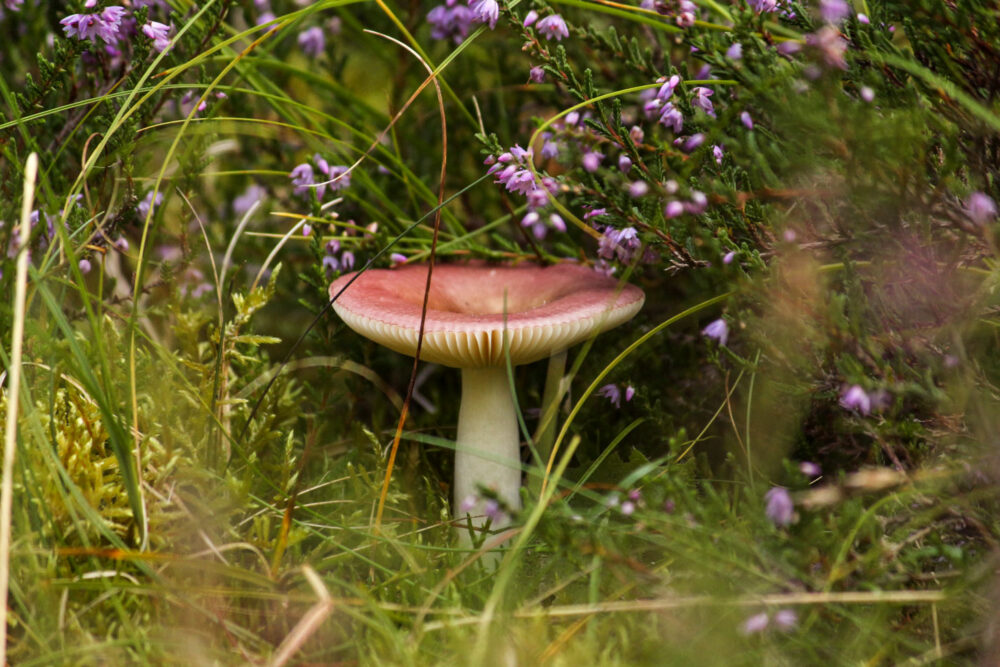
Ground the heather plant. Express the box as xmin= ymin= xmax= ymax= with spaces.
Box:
xmin=1 ymin=0 xmax=999 ymax=663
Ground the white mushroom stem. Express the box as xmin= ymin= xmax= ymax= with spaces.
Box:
xmin=454 ymin=366 xmax=522 ymax=532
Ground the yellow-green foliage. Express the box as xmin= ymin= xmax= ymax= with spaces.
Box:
xmin=5 ymin=387 xmax=186 ymax=545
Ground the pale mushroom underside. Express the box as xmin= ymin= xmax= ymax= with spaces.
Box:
xmin=330 ymin=262 xmax=645 ymax=367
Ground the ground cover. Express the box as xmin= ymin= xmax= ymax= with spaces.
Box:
xmin=1 ymin=0 xmax=999 ymax=663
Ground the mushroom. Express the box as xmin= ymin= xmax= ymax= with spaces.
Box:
xmin=330 ymin=261 xmax=644 ymax=534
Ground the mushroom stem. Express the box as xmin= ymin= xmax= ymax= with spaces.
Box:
xmin=455 ymin=366 xmax=522 ymax=532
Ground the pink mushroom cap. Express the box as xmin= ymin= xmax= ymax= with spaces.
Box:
xmin=330 ymin=262 xmax=645 ymax=367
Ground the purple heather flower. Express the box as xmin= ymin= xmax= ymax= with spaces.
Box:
xmin=483 ymin=499 xmax=504 ymax=523
xmin=686 ymin=190 xmax=708 ymax=215
xmin=628 ymin=181 xmax=648 ymax=198
xmin=621 ymin=501 xmax=636 ymax=515
xmin=298 ymin=26 xmax=325 ymax=57
xmin=593 ymin=259 xmax=615 ymax=277
xmin=138 ymin=191 xmax=163 ymax=218
xmin=799 ymin=461 xmax=821 ymax=477
xmin=157 ymin=245 xmax=182 ymax=262
xmin=618 ymin=155 xmax=633 ymax=172
xmin=777 ymin=41 xmax=802 ymax=56
xmin=624 ymin=385 xmax=635 ymax=402
xmin=712 ymin=144 xmax=724 ymax=164
xmin=742 ymin=612 xmax=770 ymax=635
xmin=676 ymin=0 xmax=697 ymax=26
xmin=966 ymin=191 xmax=997 ymax=225
xmin=78 ymin=258 xmax=92 ymax=274
xmin=506 ymin=169 xmax=536 ymax=196
xmin=643 ymin=97 xmax=665 ymax=119
xmin=702 ymin=318 xmax=728 ymax=346
xmin=141 ymin=21 xmax=171 ymax=52
xmin=597 ymin=226 xmax=641 ymax=264
xmin=522 ymin=212 xmax=554 ymax=239
xmin=290 ymin=163 xmax=315 ymax=196
xmin=233 ymin=183 xmax=267 ymax=217
xmin=748 ymin=0 xmax=777 ymax=12
xmin=257 ymin=10 xmax=277 ymax=29
xmin=774 ymin=609 xmax=798 ymax=630
xmin=61 ymin=7 xmax=128 ymax=44
xmin=390 ymin=253 xmax=408 ymax=265
xmin=521 ymin=211 xmax=566 ymax=240
xmin=598 ymin=383 xmax=622 ymax=408
xmin=582 ymin=151 xmax=603 ymax=173
xmin=860 ymin=85 xmax=875 ymax=102
xmin=511 ymin=144 xmax=532 ymax=161
xmin=659 ymin=103 xmax=684 ymax=133
xmin=302 ymin=224 xmax=312 ymax=237
xmin=783 ymin=228 xmax=797 ymax=242
xmin=839 ymin=384 xmax=871 ymax=414
xmin=540 ymin=135 xmax=561 ymax=159
xmin=690 ymin=87 xmax=716 ymax=118
xmin=470 ymin=0 xmax=499 ymax=29
xmin=5 ymin=0 xmax=24 ymax=10
xmin=536 ymin=14 xmax=569 ymax=41
xmin=114 ymin=237 xmax=129 ymax=253
xmin=341 ymin=251 xmax=355 ymax=271
xmin=682 ymin=133 xmax=705 ymax=152
xmin=614 ymin=227 xmax=640 ymax=263
xmin=765 ymin=487 xmax=794 ymax=526
xmin=583 ymin=207 xmax=607 ymax=221
xmin=629 ymin=125 xmax=645 ymax=144
xmin=529 ymin=66 xmax=545 ymax=83
xmin=459 ymin=494 xmax=477 ymax=514
xmin=177 ymin=91 xmax=207 ymax=117
xmin=322 ymin=255 xmax=339 ymax=275
xmin=819 ymin=0 xmax=850 ymax=23
xmin=320 ymin=163 xmax=351 ymax=193
xmin=656 ymin=74 xmax=681 ymax=102
xmin=189 ymin=281 xmax=213 ymax=299
xmin=807 ymin=25 xmax=848 ymax=69
xmin=857 ymin=12 xmax=869 ymax=23
xmin=664 ymin=201 xmax=684 ymax=218
xmin=523 ymin=9 xmax=538 ymax=26
xmin=526 ymin=187 xmax=549 ymax=210
xmin=726 ymin=42 xmax=743 ymax=60
xmin=723 ymin=250 xmax=736 ymax=264
xmin=427 ymin=3 xmax=475 ymax=43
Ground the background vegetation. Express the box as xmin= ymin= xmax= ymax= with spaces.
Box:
xmin=1 ymin=0 xmax=999 ymax=663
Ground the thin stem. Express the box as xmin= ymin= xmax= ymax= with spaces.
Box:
xmin=455 ymin=366 xmax=523 ymax=535
xmin=528 ymin=350 xmax=568 ymax=497
xmin=0 ymin=152 xmax=38 ymax=666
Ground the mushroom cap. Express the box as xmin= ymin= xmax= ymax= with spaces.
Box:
xmin=330 ymin=262 xmax=645 ymax=367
